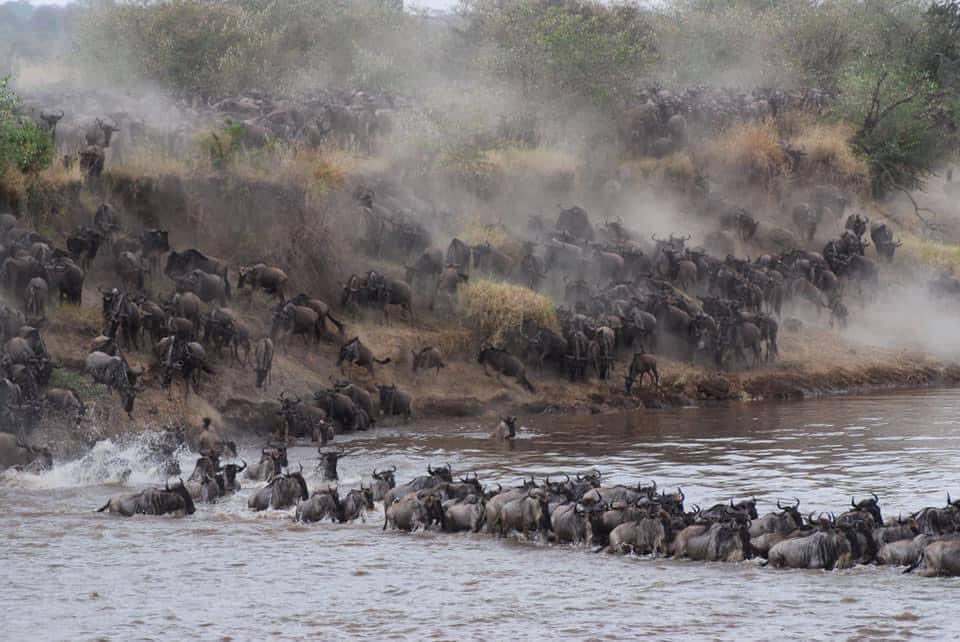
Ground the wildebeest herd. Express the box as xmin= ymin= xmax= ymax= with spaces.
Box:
xmin=95 ymin=451 xmax=960 ymax=578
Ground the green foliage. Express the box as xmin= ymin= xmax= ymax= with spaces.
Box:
xmin=0 ymin=76 xmax=53 ymax=178
xmin=836 ymin=64 xmax=943 ymax=196
xmin=464 ymin=0 xmax=656 ymax=107
xmin=76 ymin=0 xmax=408 ymax=94
xmin=196 ymin=120 xmax=246 ymax=169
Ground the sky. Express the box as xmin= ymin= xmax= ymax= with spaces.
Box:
xmin=22 ymin=0 xmax=460 ymax=8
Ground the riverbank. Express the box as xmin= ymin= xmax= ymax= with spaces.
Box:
xmin=34 ymin=297 xmax=959 ymax=461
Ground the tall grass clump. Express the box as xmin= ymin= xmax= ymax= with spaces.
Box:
xmin=459 ymin=279 xmax=557 ymax=345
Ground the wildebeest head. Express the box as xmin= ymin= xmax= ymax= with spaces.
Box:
xmin=319 ymin=448 xmax=344 ymax=481
xmin=427 ymin=463 xmax=453 ymax=483
xmin=141 ymin=229 xmax=169 ymax=253
xmin=458 ymin=472 xmax=483 ymax=495
xmin=372 ymin=465 xmax=396 ymax=488
xmin=166 ymin=478 xmax=196 ymax=515
xmin=287 ymin=466 xmax=310 ymax=501
xmin=237 ymin=266 xmax=253 ymax=290
xmin=358 ymin=482 xmax=375 ymax=510
xmin=223 ymin=460 xmax=246 ymax=485
xmin=337 ymin=338 xmax=360 ymax=366
xmin=850 ymin=493 xmax=883 ymax=525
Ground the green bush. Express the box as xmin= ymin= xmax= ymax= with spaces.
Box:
xmin=0 ymin=77 xmax=54 ymax=179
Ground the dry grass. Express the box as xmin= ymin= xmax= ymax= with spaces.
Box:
xmin=111 ymin=147 xmax=192 ymax=178
xmin=626 ymin=152 xmax=696 ymax=181
xmin=39 ymin=161 xmax=83 ymax=186
xmin=704 ymin=119 xmax=786 ymax=179
xmin=459 ymin=279 xmax=557 ymax=345
xmin=899 ymin=236 xmax=960 ymax=273
xmin=484 ymin=147 xmax=576 ymax=176
xmin=0 ymin=164 xmax=28 ymax=203
xmin=49 ymin=303 xmax=102 ymax=335
xmin=460 ymin=222 xmax=523 ymax=258
xmin=789 ymin=121 xmax=868 ymax=185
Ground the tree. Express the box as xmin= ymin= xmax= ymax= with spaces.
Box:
xmin=0 ymin=76 xmax=54 ymax=179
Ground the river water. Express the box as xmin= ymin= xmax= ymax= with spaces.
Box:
xmin=3 ymin=389 xmax=960 ymax=641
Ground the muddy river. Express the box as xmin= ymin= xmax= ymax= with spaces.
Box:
xmin=3 ymin=389 xmax=960 ymax=641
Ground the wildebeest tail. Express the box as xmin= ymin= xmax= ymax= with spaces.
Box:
xmin=374 ymin=357 xmax=391 ymax=365
xmin=96 ymin=501 xmax=110 ymax=512
xmin=327 ymin=313 xmax=345 ymax=335
xmin=520 ymin=374 xmax=536 ymax=393
xmin=903 ymin=550 xmax=924 ymax=574
xmin=223 ymin=267 xmax=231 ymax=300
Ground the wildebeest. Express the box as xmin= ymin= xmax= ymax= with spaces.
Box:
xmin=0 ymin=433 xmax=52 ymax=472
xmin=904 ymin=540 xmax=960 ymax=577
xmin=253 ymin=338 xmax=274 ymax=388
xmin=371 ymin=466 xmax=397 ymax=502
xmin=318 ymin=448 xmax=344 ymax=481
xmin=296 ymin=488 xmax=342 ymax=523
xmin=411 ymin=346 xmax=445 ymax=375
xmin=337 ymin=336 xmax=390 ymax=376
xmin=272 ymin=301 xmax=321 ymax=347
xmin=445 ymin=238 xmax=472 ymax=271
xmin=791 ymin=203 xmax=821 ymax=242
xmin=477 ymin=345 xmax=535 ymax=392
xmin=431 ymin=265 xmax=469 ymax=312
xmin=114 ymin=251 xmax=145 ymax=292
xmin=47 ymin=257 xmax=85 ymax=305
xmin=84 ymin=351 xmax=139 ymax=415
xmin=491 ymin=416 xmax=517 ymax=440
xmin=23 ymin=277 xmax=48 ymax=320
xmin=177 ymin=269 xmax=229 ymax=306
xmin=97 ymin=479 xmax=196 ymax=517
xmin=164 ymin=248 xmax=228 ymax=282
xmin=342 ymin=272 xmax=413 ymax=324
xmin=44 ymin=388 xmax=86 ymax=425
xmin=496 ymin=489 xmax=551 ymax=540
xmin=624 ymin=352 xmax=659 ymax=394
xmin=522 ymin=327 xmax=567 ymax=373
xmin=383 ymin=464 xmax=453 ymax=506
xmin=767 ymin=523 xmax=858 ymax=570
xmin=674 ymin=521 xmax=752 ymax=562
xmin=289 ymin=293 xmax=344 ymax=336
xmin=140 ymin=229 xmax=170 ymax=272
xmin=238 ymin=263 xmax=288 ymax=301
xmin=248 ymin=466 xmax=309 ymax=511
xmin=384 ymin=489 xmax=445 ymax=532
xmin=869 ymin=222 xmax=902 ymax=262
xmin=66 ymin=226 xmax=105 ymax=271
xmin=160 ymin=340 xmax=213 ymax=396
xmin=444 ymin=495 xmax=487 ymax=533
xmin=604 ymin=513 xmax=672 ymax=557
xmin=246 ymin=447 xmax=287 ymax=482
xmin=376 ymin=384 xmax=412 ymax=423
xmin=472 ymin=242 xmax=514 ymax=278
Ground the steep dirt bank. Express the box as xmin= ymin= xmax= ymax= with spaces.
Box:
xmin=20 ymin=171 xmax=960 ymax=458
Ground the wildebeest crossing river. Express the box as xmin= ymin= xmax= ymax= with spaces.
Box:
xmin=3 ymin=389 xmax=960 ymax=640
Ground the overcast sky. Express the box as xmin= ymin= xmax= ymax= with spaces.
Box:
xmin=23 ymin=0 xmax=459 ymax=8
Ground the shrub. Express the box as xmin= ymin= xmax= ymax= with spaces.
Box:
xmin=703 ymin=120 xmax=786 ymax=183
xmin=789 ymin=121 xmax=869 ymax=186
xmin=459 ymin=279 xmax=558 ymax=345
xmin=0 ymin=76 xmax=54 ymax=181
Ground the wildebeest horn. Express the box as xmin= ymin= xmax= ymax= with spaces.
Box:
xmin=428 ymin=464 xmax=434 ymax=474
xmin=678 ymin=487 xmax=684 ymax=501
xmin=388 ymin=465 xmax=396 ymax=473
xmin=949 ymin=493 xmax=953 ymax=505
xmin=298 ymin=463 xmax=303 ymax=474
xmin=851 ymin=496 xmax=857 ymax=508
xmin=238 ymin=459 xmax=247 ymax=472
xmin=871 ymin=492 xmax=879 ymax=503
xmin=651 ymin=234 xmax=661 ymax=242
